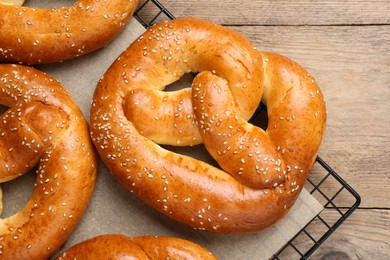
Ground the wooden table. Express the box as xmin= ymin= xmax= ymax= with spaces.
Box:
xmin=141 ymin=0 xmax=390 ymax=258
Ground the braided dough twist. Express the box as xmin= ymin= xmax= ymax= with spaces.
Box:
xmin=90 ymin=18 xmax=326 ymax=233
xmin=0 ymin=64 xmax=97 ymax=258
xmin=55 ymin=234 xmax=217 ymax=259
xmin=0 ymin=0 xmax=139 ymax=64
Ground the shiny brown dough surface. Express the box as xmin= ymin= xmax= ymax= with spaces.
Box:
xmin=0 ymin=64 xmax=97 ymax=259
xmin=55 ymin=234 xmax=217 ymax=259
xmin=0 ymin=0 xmax=139 ymax=64
xmin=90 ymin=18 xmax=327 ymax=233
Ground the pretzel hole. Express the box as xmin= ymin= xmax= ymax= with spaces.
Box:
xmin=163 ymin=73 xmax=195 ymax=92
xmin=0 ymin=167 xmax=36 ymax=218
xmin=249 ymin=101 xmax=268 ymax=131
xmin=0 ymin=104 xmax=7 ymax=116
xmin=161 ymin=144 xmax=220 ymax=169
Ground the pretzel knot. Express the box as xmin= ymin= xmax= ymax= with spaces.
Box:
xmin=90 ymin=18 xmax=326 ymax=233
xmin=0 ymin=64 xmax=97 ymax=258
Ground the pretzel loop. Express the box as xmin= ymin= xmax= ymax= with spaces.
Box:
xmin=90 ymin=18 xmax=326 ymax=233
xmin=120 ymin=19 xmax=264 ymax=146
xmin=0 ymin=64 xmax=97 ymax=258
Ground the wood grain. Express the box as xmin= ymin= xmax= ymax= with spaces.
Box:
xmin=310 ymin=209 xmax=390 ymax=259
xmin=276 ymin=209 xmax=389 ymax=259
xmin=142 ymin=0 xmax=390 ymax=25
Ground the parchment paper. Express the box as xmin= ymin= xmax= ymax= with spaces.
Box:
xmin=2 ymin=17 xmax=323 ymax=260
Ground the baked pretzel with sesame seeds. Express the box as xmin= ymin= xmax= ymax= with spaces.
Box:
xmin=90 ymin=18 xmax=326 ymax=233
xmin=55 ymin=234 xmax=217 ymax=259
xmin=0 ymin=0 xmax=139 ymax=64
xmin=0 ymin=64 xmax=97 ymax=258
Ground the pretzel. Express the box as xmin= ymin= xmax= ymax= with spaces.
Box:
xmin=90 ymin=18 xmax=326 ymax=233
xmin=0 ymin=64 xmax=97 ymax=258
xmin=0 ymin=0 xmax=139 ymax=64
xmin=55 ymin=234 xmax=217 ymax=259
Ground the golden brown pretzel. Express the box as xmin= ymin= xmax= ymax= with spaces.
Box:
xmin=55 ymin=234 xmax=217 ymax=259
xmin=90 ymin=18 xmax=326 ymax=233
xmin=0 ymin=64 xmax=97 ymax=259
xmin=0 ymin=0 xmax=139 ymax=64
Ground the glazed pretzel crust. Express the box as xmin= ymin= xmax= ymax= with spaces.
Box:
xmin=0 ymin=64 xmax=97 ymax=259
xmin=0 ymin=0 xmax=139 ymax=64
xmin=90 ymin=18 xmax=326 ymax=233
xmin=55 ymin=234 xmax=217 ymax=259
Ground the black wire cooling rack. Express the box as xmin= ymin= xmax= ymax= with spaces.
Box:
xmin=133 ymin=1 xmax=361 ymax=259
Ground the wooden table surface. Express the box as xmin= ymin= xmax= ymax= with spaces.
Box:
xmin=143 ymin=0 xmax=390 ymax=259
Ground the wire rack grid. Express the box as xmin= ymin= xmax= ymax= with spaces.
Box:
xmin=132 ymin=1 xmax=361 ymax=259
